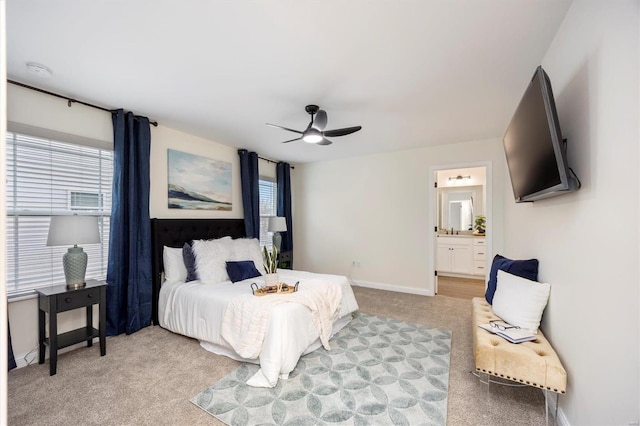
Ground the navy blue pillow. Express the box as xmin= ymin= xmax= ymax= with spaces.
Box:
xmin=485 ymin=254 xmax=539 ymax=304
xmin=182 ymin=242 xmax=198 ymax=282
xmin=226 ymin=260 xmax=262 ymax=283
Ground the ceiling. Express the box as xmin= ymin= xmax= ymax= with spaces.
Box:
xmin=6 ymin=0 xmax=572 ymax=164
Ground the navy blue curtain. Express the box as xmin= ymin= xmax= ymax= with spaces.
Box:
xmin=106 ymin=110 xmax=152 ymax=336
xmin=276 ymin=162 xmax=293 ymax=251
xmin=238 ymin=149 xmax=260 ymax=238
xmin=8 ymin=320 xmax=16 ymax=371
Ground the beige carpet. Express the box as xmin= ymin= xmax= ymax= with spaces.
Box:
xmin=8 ymin=287 xmax=550 ymax=425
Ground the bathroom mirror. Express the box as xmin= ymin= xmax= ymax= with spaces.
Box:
xmin=439 ymin=185 xmax=484 ymax=231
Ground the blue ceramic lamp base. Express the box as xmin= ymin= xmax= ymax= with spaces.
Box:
xmin=63 ymin=245 xmax=88 ymax=289
xmin=272 ymin=232 xmax=282 ymax=253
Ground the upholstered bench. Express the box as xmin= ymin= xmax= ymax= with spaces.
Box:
xmin=472 ymin=297 xmax=566 ymax=393
xmin=473 ymin=253 xmax=567 ymax=423
xmin=472 ymin=296 xmax=566 ymax=424
xmin=471 ymin=297 xmax=567 ymax=425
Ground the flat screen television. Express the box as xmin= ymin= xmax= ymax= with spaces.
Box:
xmin=503 ymin=65 xmax=579 ymax=202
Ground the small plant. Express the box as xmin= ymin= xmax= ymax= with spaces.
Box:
xmin=263 ymin=246 xmax=279 ymax=274
xmin=474 ymin=215 xmax=486 ymax=234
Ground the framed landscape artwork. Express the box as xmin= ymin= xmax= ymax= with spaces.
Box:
xmin=167 ymin=149 xmax=232 ymax=210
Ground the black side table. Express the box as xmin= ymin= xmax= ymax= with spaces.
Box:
xmin=36 ymin=279 xmax=107 ymax=375
xmin=279 ymin=251 xmax=293 ymax=269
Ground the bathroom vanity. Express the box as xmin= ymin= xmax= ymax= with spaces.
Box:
xmin=436 ymin=235 xmax=486 ymax=278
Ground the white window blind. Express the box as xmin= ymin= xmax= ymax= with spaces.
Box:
xmin=5 ymin=132 xmax=113 ymax=297
xmin=259 ymin=178 xmax=277 ymax=248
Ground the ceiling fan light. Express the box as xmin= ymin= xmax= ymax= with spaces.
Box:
xmin=302 ymin=129 xmax=323 ymax=143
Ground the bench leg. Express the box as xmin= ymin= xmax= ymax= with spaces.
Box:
xmin=476 ymin=371 xmax=491 ymax=398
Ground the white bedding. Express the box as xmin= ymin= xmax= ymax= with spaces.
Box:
xmin=158 ymin=269 xmax=359 ymax=387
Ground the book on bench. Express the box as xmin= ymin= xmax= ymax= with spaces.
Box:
xmin=478 ymin=323 xmax=537 ymax=344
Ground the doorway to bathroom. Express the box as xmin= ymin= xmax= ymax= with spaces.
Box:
xmin=430 ymin=164 xmax=491 ymax=299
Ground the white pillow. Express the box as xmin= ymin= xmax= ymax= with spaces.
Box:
xmin=492 ymin=269 xmax=551 ymax=334
xmin=191 ymin=237 xmax=233 ymax=284
xmin=229 ymin=238 xmax=266 ymax=275
xmin=163 ymin=246 xmax=187 ymax=284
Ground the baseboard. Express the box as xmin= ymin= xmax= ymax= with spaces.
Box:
xmin=557 ymin=406 xmax=570 ymax=426
xmin=350 ymin=279 xmax=434 ymax=297
xmin=13 ymin=351 xmax=36 ymax=369
xmin=12 ymin=338 xmax=100 ymax=369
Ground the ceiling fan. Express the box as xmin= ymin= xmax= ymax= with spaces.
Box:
xmin=266 ymin=105 xmax=362 ymax=146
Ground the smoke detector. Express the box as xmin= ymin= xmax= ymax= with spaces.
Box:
xmin=26 ymin=62 xmax=52 ymax=78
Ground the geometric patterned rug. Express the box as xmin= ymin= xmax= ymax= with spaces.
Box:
xmin=191 ymin=312 xmax=451 ymax=425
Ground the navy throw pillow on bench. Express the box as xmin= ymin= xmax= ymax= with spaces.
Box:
xmin=485 ymin=254 xmax=539 ymax=304
xmin=226 ymin=260 xmax=262 ymax=283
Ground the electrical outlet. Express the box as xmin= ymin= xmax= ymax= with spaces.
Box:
xmin=352 ymin=261 xmax=361 ymax=268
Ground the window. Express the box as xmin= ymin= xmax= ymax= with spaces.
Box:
xmin=6 ymin=132 xmax=113 ymax=297
xmin=259 ymin=178 xmax=277 ymax=248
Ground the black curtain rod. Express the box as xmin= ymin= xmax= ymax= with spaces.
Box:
xmin=258 ymin=155 xmax=295 ymax=170
xmin=8 ymin=79 xmax=159 ymax=127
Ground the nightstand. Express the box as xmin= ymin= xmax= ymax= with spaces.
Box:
xmin=37 ymin=279 xmax=107 ymax=375
xmin=279 ymin=251 xmax=293 ymax=269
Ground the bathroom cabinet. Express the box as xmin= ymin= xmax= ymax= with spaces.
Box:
xmin=436 ymin=235 xmax=486 ymax=278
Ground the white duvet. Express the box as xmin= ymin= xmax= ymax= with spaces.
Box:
xmin=158 ymin=269 xmax=359 ymax=387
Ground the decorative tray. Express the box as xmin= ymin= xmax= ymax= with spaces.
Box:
xmin=251 ymin=282 xmax=299 ymax=296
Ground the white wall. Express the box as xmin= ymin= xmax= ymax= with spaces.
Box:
xmin=503 ymin=1 xmax=639 ymax=424
xmin=8 ymin=84 xmax=112 ymax=144
xmin=292 ymin=138 xmax=505 ymax=296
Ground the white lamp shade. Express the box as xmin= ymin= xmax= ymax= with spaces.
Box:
xmin=47 ymin=215 xmax=101 ymax=247
xmin=268 ymin=216 xmax=287 ymax=233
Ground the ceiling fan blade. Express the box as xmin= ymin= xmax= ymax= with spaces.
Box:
xmin=323 ymin=126 xmax=362 ymax=137
xmin=266 ymin=123 xmax=303 ymax=134
xmin=312 ymin=110 xmax=328 ymax=130
xmin=316 ymin=138 xmax=333 ymax=146
xmin=282 ymin=137 xmax=302 ymax=144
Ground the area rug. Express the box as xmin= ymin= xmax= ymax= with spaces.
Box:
xmin=191 ymin=312 xmax=452 ymax=425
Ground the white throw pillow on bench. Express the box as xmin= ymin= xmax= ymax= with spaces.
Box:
xmin=492 ymin=269 xmax=551 ymax=334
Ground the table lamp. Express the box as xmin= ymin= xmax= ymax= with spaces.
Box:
xmin=47 ymin=215 xmax=101 ymax=289
xmin=268 ymin=216 xmax=287 ymax=252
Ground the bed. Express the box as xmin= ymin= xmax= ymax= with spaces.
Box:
xmin=150 ymin=218 xmax=359 ymax=388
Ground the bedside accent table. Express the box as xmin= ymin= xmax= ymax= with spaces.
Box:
xmin=278 ymin=251 xmax=293 ymax=269
xmin=36 ymin=279 xmax=107 ymax=375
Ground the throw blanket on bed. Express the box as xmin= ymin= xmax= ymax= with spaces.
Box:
xmin=221 ymin=279 xmax=343 ymax=359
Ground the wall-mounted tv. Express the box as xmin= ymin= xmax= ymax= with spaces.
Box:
xmin=503 ymin=66 xmax=579 ymax=202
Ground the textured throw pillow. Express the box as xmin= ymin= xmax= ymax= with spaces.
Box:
xmin=492 ymin=269 xmax=551 ymax=334
xmin=191 ymin=237 xmax=233 ymax=284
xmin=163 ymin=246 xmax=187 ymax=284
xmin=230 ymin=238 xmax=266 ymax=275
xmin=182 ymin=242 xmax=198 ymax=282
xmin=485 ymin=254 xmax=539 ymax=304
xmin=226 ymin=260 xmax=262 ymax=283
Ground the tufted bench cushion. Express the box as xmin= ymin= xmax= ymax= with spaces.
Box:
xmin=472 ymin=297 xmax=566 ymax=394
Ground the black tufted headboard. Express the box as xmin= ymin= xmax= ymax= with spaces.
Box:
xmin=150 ymin=218 xmax=246 ymax=325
